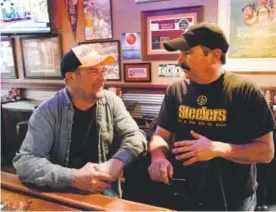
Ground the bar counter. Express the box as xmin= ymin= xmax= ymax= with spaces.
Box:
xmin=1 ymin=189 xmax=78 ymax=211
xmin=1 ymin=171 xmax=172 ymax=211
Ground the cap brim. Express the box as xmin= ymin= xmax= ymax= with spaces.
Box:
xmin=163 ymin=37 xmax=190 ymax=52
xmin=79 ymin=55 xmax=116 ymax=68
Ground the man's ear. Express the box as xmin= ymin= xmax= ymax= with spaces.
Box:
xmin=65 ymin=72 xmax=74 ymax=81
xmin=212 ymin=49 xmax=222 ymax=61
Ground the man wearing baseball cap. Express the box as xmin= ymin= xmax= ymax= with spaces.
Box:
xmin=13 ymin=45 xmax=147 ymax=197
xmin=148 ymin=23 xmax=275 ymax=210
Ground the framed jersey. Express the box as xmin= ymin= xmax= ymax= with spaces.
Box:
xmin=141 ymin=6 xmax=204 ymax=60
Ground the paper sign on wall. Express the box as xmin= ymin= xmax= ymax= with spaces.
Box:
xmin=122 ymin=32 xmax=141 ymax=60
xmin=158 ymin=64 xmax=183 ymax=77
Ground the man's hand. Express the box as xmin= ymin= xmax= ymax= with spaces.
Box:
xmin=148 ymin=157 xmax=173 ymax=184
xmin=173 ymin=130 xmax=218 ymax=166
xmin=96 ymin=158 xmax=125 ymax=181
xmin=72 ymin=162 xmax=113 ymax=193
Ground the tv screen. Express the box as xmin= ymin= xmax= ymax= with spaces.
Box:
xmin=0 ymin=0 xmax=51 ymax=34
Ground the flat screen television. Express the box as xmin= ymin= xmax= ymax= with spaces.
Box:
xmin=0 ymin=0 xmax=51 ymax=34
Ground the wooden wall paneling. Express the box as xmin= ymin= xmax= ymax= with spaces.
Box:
xmin=50 ymin=0 xmax=63 ymax=31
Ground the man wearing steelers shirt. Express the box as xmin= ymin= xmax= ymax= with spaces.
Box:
xmin=148 ymin=23 xmax=275 ymax=211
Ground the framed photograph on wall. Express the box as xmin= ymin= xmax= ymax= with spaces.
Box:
xmin=141 ymin=5 xmax=203 ymax=60
xmin=218 ymin=0 xmax=276 ymax=72
xmin=79 ymin=40 xmax=121 ymax=81
xmin=0 ymin=37 xmax=17 ymax=79
xmin=124 ymin=63 xmax=151 ymax=82
xmin=20 ymin=35 xmax=62 ymax=79
xmin=84 ymin=0 xmax=113 ymax=40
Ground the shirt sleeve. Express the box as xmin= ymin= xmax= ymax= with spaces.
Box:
xmin=110 ymin=93 xmax=147 ymax=166
xmin=13 ymin=102 xmax=76 ymax=188
xmin=241 ymin=85 xmax=276 ymax=140
xmin=156 ymin=85 xmax=177 ymax=132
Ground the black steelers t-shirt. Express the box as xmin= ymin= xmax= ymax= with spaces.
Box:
xmin=157 ymin=71 xmax=275 ymax=208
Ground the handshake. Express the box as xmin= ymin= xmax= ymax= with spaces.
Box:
xmin=72 ymin=158 xmax=124 ymax=193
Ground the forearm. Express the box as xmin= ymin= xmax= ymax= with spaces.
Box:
xmin=96 ymin=158 xmax=124 ymax=182
xmin=113 ymin=129 xmax=147 ymax=165
xmin=214 ymin=140 xmax=273 ymax=164
xmin=113 ymin=95 xmax=147 ymax=165
xmin=149 ymin=135 xmax=170 ymax=160
xmin=13 ymin=153 xmax=76 ymax=188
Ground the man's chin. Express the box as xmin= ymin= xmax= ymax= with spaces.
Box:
xmin=183 ymin=70 xmax=191 ymax=79
xmin=94 ymin=90 xmax=104 ymax=100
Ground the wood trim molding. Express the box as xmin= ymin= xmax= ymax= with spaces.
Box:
xmin=105 ymin=83 xmax=168 ymax=89
xmin=1 ymin=79 xmax=274 ymax=91
xmin=261 ymin=86 xmax=276 ymax=91
xmin=232 ymin=72 xmax=276 ymax=75
xmin=1 ymin=80 xmax=168 ymax=90
xmin=1 ymin=80 xmax=65 ymax=89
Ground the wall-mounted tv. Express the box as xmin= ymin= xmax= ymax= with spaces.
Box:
xmin=0 ymin=0 xmax=51 ymax=34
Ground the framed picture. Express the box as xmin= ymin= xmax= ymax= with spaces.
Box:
xmin=141 ymin=6 xmax=203 ymax=60
xmin=218 ymin=0 xmax=276 ymax=72
xmin=158 ymin=64 xmax=183 ymax=77
xmin=124 ymin=63 xmax=151 ymax=82
xmin=20 ymin=35 xmax=62 ymax=79
xmin=0 ymin=37 xmax=17 ymax=79
xmin=135 ymin=0 xmax=168 ymax=3
xmin=84 ymin=0 xmax=113 ymax=40
xmin=79 ymin=40 xmax=121 ymax=81
xmin=122 ymin=32 xmax=141 ymax=60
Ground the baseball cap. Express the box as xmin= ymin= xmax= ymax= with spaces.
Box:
xmin=61 ymin=45 xmax=116 ymax=78
xmin=163 ymin=23 xmax=229 ymax=54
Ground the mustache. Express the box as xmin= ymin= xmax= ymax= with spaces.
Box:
xmin=180 ymin=63 xmax=191 ymax=71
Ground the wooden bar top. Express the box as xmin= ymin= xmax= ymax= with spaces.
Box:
xmin=1 ymin=189 xmax=78 ymax=211
xmin=1 ymin=172 xmax=172 ymax=211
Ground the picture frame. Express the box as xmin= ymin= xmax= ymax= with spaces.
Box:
xmin=124 ymin=63 xmax=151 ymax=82
xmin=79 ymin=40 xmax=121 ymax=81
xmin=218 ymin=0 xmax=276 ymax=73
xmin=141 ymin=5 xmax=203 ymax=60
xmin=84 ymin=0 xmax=113 ymax=40
xmin=0 ymin=37 xmax=17 ymax=79
xmin=20 ymin=35 xmax=63 ymax=79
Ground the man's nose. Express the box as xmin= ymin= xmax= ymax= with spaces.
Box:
xmin=98 ymin=70 xmax=105 ymax=81
xmin=177 ymin=54 xmax=186 ymax=65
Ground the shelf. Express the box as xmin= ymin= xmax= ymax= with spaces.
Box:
xmin=2 ymin=79 xmax=274 ymax=91
xmin=1 ymin=79 xmax=168 ymax=90
xmin=105 ymin=83 xmax=168 ymax=89
xmin=1 ymin=79 xmax=64 ymax=89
